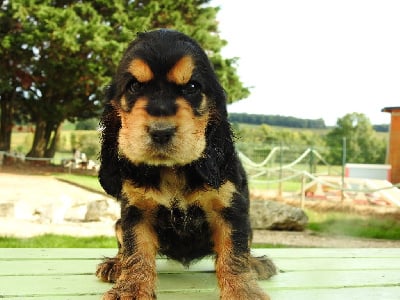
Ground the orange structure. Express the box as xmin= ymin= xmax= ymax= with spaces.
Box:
xmin=382 ymin=106 xmax=400 ymax=184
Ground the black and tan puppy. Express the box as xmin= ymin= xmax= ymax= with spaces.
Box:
xmin=96 ymin=29 xmax=276 ymax=300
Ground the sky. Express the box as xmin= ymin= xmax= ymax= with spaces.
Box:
xmin=212 ymin=0 xmax=400 ymax=126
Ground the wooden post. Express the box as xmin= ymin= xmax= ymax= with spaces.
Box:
xmin=300 ymin=173 xmax=306 ymax=209
xmin=278 ymin=143 xmax=283 ymax=198
xmin=341 ymin=137 xmax=346 ymax=203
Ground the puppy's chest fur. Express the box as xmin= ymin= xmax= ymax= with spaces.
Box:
xmin=121 ymin=168 xmax=235 ymax=264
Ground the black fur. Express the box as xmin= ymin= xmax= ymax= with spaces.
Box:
xmin=97 ymin=29 xmax=275 ymax=300
xmin=155 ymin=203 xmax=214 ymax=265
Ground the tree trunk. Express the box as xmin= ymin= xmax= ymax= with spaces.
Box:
xmin=44 ymin=122 xmax=61 ymax=158
xmin=27 ymin=119 xmax=63 ymax=158
xmin=0 ymin=91 xmax=15 ymax=152
xmin=27 ymin=119 xmax=47 ymax=158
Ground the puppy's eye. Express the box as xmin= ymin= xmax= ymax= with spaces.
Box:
xmin=181 ymin=81 xmax=201 ymax=95
xmin=127 ymin=79 xmax=144 ymax=93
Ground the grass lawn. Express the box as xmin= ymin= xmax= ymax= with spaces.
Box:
xmin=54 ymin=173 xmax=104 ymax=193
xmin=306 ymin=209 xmax=400 ymax=240
xmin=0 ymin=234 xmax=117 ymax=248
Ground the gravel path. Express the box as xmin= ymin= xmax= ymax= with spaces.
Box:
xmin=1 ymin=171 xmax=400 ymax=247
xmin=252 ymin=229 xmax=400 ymax=248
xmin=0 ymin=172 xmax=116 ymax=238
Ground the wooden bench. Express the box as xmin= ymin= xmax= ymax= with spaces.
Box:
xmin=1 ymin=248 xmax=399 ymax=299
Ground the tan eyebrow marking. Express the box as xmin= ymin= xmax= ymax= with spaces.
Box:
xmin=167 ymin=56 xmax=195 ymax=85
xmin=127 ymin=58 xmax=154 ymax=82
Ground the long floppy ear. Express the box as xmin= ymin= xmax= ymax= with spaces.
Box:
xmin=98 ymin=85 xmax=122 ymax=198
xmin=192 ymin=88 xmax=237 ymax=189
xmin=197 ymin=117 xmax=236 ymax=188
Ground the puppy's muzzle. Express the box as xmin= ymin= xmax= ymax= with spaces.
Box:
xmin=148 ymin=123 xmax=176 ymax=145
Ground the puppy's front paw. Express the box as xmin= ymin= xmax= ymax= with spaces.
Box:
xmin=96 ymin=257 xmax=121 ymax=283
xmin=102 ymin=285 xmax=156 ymax=300
xmin=250 ymin=255 xmax=277 ymax=280
xmin=218 ymin=268 xmax=271 ymax=300
xmin=220 ymin=286 xmax=270 ymax=300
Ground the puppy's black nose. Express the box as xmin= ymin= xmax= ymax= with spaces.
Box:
xmin=149 ymin=124 xmax=176 ymax=144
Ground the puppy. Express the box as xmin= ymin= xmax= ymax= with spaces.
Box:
xmin=96 ymin=29 xmax=276 ymax=300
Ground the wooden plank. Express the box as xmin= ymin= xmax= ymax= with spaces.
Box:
xmin=260 ymin=269 xmax=400 ymax=289
xmin=0 ymin=259 xmax=99 ymax=276
xmin=0 ymin=248 xmax=117 ymax=260
xmin=0 ymin=296 xmax=97 ymax=300
xmin=253 ymin=248 xmax=400 ymax=258
xmin=268 ymin=286 xmax=400 ymax=300
xmin=3 ymin=286 xmax=400 ymax=300
xmin=3 ymin=287 xmax=400 ymax=300
xmin=1 ymin=248 xmax=400 ymax=300
xmin=0 ymin=259 xmax=214 ymax=276
xmin=1 ymin=247 xmax=399 ymax=260
xmin=1 ymin=269 xmax=399 ymax=296
xmin=0 ymin=291 xmax=219 ymax=300
xmin=273 ymin=257 xmax=400 ymax=271
xmin=0 ymin=273 xmax=216 ymax=296
xmin=1 ymin=256 xmax=399 ymax=276
xmin=0 ymin=275 xmax=108 ymax=298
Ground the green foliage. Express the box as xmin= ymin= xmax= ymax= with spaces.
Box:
xmin=325 ymin=113 xmax=386 ymax=164
xmin=57 ymin=130 xmax=100 ymax=160
xmin=1 ymin=0 xmax=248 ymax=157
xmin=11 ymin=132 xmax=34 ymax=154
xmin=62 ymin=121 xmax=76 ymax=130
xmin=307 ymin=210 xmax=400 ymax=240
xmin=232 ymin=115 xmax=387 ymax=169
xmin=75 ymin=118 xmax=99 ymax=130
xmin=234 ymin=123 xmax=326 ymax=148
xmin=213 ymin=56 xmax=250 ymax=102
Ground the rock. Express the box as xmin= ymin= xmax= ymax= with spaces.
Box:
xmin=0 ymin=203 xmax=15 ymax=218
xmin=0 ymin=200 xmax=35 ymax=220
xmin=250 ymin=199 xmax=308 ymax=231
xmin=34 ymin=195 xmax=73 ymax=224
xmin=14 ymin=201 xmax=36 ymax=220
xmin=84 ymin=199 xmax=120 ymax=222
xmin=51 ymin=195 xmax=73 ymax=223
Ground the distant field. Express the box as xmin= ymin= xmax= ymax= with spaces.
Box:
xmin=10 ymin=122 xmax=386 ymax=172
xmin=235 ymin=122 xmax=331 ymax=135
xmin=11 ymin=130 xmax=100 ymax=163
xmin=10 ymin=131 xmax=34 ymax=153
xmin=235 ymin=122 xmax=388 ymax=135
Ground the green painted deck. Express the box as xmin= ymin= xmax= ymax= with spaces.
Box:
xmin=0 ymin=248 xmax=399 ymax=299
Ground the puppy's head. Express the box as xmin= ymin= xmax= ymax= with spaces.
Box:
xmin=107 ymin=29 xmax=226 ymax=166
xmin=100 ymin=30 xmax=234 ymax=195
